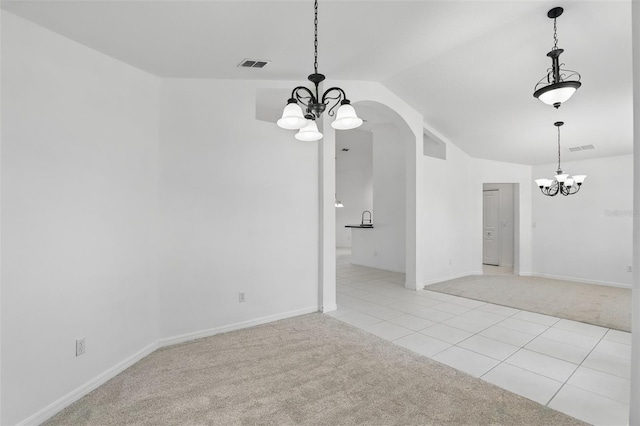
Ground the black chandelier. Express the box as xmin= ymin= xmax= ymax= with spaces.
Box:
xmin=534 ymin=122 xmax=587 ymax=196
xmin=276 ymin=0 xmax=362 ymax=141
xmin=533 ymin=7 xmax=582 ymax=109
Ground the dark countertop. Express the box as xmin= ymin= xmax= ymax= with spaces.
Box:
xmin=345 ymin=225 xmax=374 ymax=229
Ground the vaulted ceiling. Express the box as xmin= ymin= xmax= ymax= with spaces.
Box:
xmin=2 ymin=0 xmax=633 ymax=165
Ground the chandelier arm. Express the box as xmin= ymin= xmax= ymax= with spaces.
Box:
xmin=291 ymin=86 xmax=318 ymax=112
xmin=558 ymin=69 xmax=581 ymax=82
xmin=321 ymin=87 xmax=347 ymax=116
xmin=566 ymin=184 xmax=580 ymax=196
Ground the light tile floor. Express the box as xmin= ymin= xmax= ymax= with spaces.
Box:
xmin=328 ymin=255 xmax=632 ymax=426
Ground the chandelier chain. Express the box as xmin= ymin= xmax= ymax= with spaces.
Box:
xmin=557 ymin=125 xmax=562 ymax=171
xmin=552 ymin=17 xmax=558 ymax=50
xmin=314 ymin=0 xmax=319 ymax=74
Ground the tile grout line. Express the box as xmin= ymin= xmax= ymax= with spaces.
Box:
xmin=337 ymin=259 xmax=631 ymax=423
xmin=543 ymin=327 xmax=610 ymax=407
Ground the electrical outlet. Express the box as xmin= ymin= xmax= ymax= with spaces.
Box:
xmin=76 ymin=338 xmax=86 ymax=357
xmin=239 ymin=292 xmax=246 ymax=303
xmin=628 ymin=266 xmax=633 ymax=273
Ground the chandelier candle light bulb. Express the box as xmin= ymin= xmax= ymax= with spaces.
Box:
xmin=276 ymin=0 xmax=363 ymax=140
xmin=534 ymin=122 xmax=587 ymax=197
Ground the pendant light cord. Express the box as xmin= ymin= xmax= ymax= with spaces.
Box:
xmin=314 ymin=0 xmax=319 ymax=74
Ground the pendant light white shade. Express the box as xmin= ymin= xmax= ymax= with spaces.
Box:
xmin=555 ymin=173 xmax=569 ymax=183
xmin=535 ymin=178 xmax=555 ymax=188
xmin=536 ymin=84 xmax=579 ymax=107
xmin=295 ymin=120 xmax=323 ymax=141
xmin=565 ymin=178 xmax=575 ymax=187
xmin=331 ymin=103 xmax=363 ymax=130
xmin=572 ymin=175 xmax=587 ymax=185
xmin=277 ymin=102 xmax=308 ymax=130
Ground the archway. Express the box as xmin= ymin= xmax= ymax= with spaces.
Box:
xmin=318 ymin=91 xmax=424 ymax=313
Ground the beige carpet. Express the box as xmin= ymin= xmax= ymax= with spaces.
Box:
xmin=45 ymin=314 xmax=586 ymax=426
xmin=428 ymin=275 xmax=631 ymax=332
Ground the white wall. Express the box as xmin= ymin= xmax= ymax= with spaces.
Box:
xmin=421 ymin=140 xmax=533 ymax=286
xmin=630 ymin=2 xmax=639 ymax=422
xmin=157 ymin=79 xmax=319 ymax=339
xmin=336 ymin=130 xmax=373 ymax=248
xmin=532 ymin=154 xmax=633 ymax=287
xmin=350 ymin=124 xmax=407 ymax=273
xmin=421 ymin=138 xmax=472 ymax=283
xmin=1 ymin=13 xmax=160 ymax=425
xmin=483 ymin=183 xmax=515 ymax=267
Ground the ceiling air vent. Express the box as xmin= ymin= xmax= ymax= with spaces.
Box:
xmin=567 ymin=144 xmax=595 ymax=152
xmin=238 ymin=59 xmax=270 ymax=69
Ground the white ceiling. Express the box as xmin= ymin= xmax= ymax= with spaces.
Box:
xmin=2 ymin=0 xmax=633 ymax=165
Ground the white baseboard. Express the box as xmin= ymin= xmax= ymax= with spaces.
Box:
xmin=157 ymin=306 xmax=319 ymax=348
xmin=17 ymin=306 xmax=319 ymax=426
xmin=349 ymin=261 xmax=405 ymax=274
xmin=422 ymin=272 xmax=475 ymax=287
xmin=17 ymin=342 xmax=158 ymax=426
xmin=528 ymin=273 xmax=631 ymax=289
xmin=321 ymin=303 xmax=337 ymax=313
xmin=404 ymin=282 xmax=424 ymax=290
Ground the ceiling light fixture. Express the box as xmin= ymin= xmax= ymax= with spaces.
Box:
xmin=533 ymin=7 xmax=582 ymax=109
xmin=277 ymin=0 xmax=362 ymax=141
xmin=534 ymin=122 xmax=587 ymax=196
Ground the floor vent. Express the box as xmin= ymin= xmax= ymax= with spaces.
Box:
xmin=238 ymin=59 xmax=270 ymax=68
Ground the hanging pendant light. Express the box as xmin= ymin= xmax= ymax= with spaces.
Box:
xmin=534 ymin=122 xmax=587 ymax=196
xmin=276 ymin=0 xmax=363 ymax=140
xmin=533 ymin=7 xmax=582 ymax=109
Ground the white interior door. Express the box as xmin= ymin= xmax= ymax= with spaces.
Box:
xmin=483 ymin=189 xmax=500 ymax=266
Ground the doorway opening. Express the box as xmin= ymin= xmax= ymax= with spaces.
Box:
xmin=482 ymin=183 xmax=518 ymax=276
xmin=335 ymin=101 xmax=411 ymax=274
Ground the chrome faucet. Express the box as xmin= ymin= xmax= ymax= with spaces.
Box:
xmin=361 ymin=210 xmax=372 ymax=226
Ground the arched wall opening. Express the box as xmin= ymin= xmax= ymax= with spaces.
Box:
xmin=317 ymin=81 xmax=426 ymax=312
xmin=336 ymin=101 xmax=413 ymax=273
